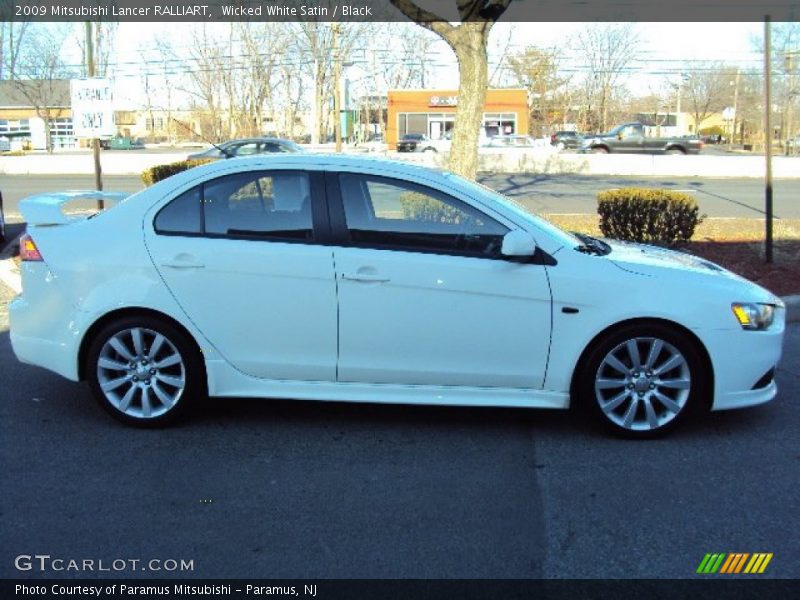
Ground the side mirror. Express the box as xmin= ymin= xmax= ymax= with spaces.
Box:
xmin=617 ymin=132 xmax=624 ymax=140
xmin=501 ymin=230 xmax=537 ymax=257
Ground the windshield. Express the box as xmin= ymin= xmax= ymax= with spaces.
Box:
xmin=446 ymin=174 xmax=582 ymax=248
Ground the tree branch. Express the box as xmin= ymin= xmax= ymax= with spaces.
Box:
xmin=389 ymin=0 xmax=455 ymax=38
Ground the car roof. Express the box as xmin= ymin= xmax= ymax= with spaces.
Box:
xmin=221 ymin=137 xmax=296 ymax=145
xmin=175 ymin=153 xmax=449 ymax=180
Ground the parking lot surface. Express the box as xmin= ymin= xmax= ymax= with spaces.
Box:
xmin=1 ymin=280 xmax=798 ymax=578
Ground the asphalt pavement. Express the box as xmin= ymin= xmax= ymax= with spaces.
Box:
xmin=1 ymin=275 xmax=798 ymax=578
xmin=2 ymin=174 xmax=799 ymax=221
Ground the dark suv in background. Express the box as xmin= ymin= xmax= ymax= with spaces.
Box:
xmin=550 ymin=131 xmax=583 ymax=149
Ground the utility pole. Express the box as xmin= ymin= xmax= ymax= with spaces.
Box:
xmin=333 ymin=23 xmax=342 ymax=153
xmin=85 ymin=21 xmax=103 ymax=206
xmin=728 ymin=69 xmax=740 ymax=151
xmin=764 ymin=17 xmax=773 ymax=264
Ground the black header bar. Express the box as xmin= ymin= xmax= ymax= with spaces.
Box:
xmin=1 ymin=0 xmax=799 ymax=23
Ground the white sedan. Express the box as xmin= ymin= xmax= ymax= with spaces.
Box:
xmin=10 ymin=155 xmax=785 ymax=437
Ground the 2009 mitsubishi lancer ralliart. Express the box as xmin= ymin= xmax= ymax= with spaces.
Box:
xmin=10 ymin=155 xmax=785 ymax=437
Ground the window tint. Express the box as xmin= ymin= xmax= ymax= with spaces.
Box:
xmin=203 ymin=171 xmax=312 ymax=240
xmin=339 ymin=174 xmax=508 ymax=256
xmin=154 ymin=187 xmax=202 ymax=234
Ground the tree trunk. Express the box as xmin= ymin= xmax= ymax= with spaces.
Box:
xmin=446 ymin=24 xmax=490 ymax=180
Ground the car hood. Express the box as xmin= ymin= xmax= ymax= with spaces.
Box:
xmin=605 ymin=239 xmax=741 ymax=278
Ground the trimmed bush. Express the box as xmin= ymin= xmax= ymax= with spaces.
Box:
xmin=141 ymin=159 xmax=214 ymax=186
xmin=699 ymin=125 xmax=726 ymax=137
xmin=597 ymin=188 xmax=704 ymax=246
xmin=400 ymin=191 xmax=465 ymax=224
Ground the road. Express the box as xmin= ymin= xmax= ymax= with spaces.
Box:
xmin=2 ymin=174 xmax=799 ymax=222
xmin=0 ymin=273 xmax=798 ymax=578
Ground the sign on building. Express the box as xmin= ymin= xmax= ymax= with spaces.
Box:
xmin=70 ymin=78 xmax=115 ymax=138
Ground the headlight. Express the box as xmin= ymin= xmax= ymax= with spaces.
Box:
xmin=731 ymin=302 xmax=776 ymax=330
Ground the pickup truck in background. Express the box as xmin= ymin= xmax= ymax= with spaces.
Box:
xmin=579 ymin=122 xmax=703 ymax=155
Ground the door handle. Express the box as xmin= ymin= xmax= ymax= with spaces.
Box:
xmin=341 ymin=272 xmax=390 ymax=283
xmin=161 ymin=258 xmax=205 ymax=269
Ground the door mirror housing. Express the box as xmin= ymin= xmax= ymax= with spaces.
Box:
xmin=501 ymin=230 xmax=537 ymax=257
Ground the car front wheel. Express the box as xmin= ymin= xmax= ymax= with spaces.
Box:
xmin=86 ymin=316 xmax=204 ymax=427
xmin=578 ymin=323 xmax=707 ymax=438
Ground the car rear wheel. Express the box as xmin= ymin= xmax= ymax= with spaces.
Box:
xmin=423 ymin=146 xmax=437 ymax=153
xmin=666 ymin=147 xmax=686 ymax=155
xmin=86 ymin=316 xmax=204 ymax=427
xmin=578 ymin=323 xmax=707 ymax=438
xmin=591 ymin=146 xmax=609 ymax=154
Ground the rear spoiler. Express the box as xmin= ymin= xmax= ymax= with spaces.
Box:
xmin=20 ymin=191 xmax=130 ymax=226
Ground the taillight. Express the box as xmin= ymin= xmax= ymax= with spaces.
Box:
xmin=19 ymin=233 xmax=43 ymax=261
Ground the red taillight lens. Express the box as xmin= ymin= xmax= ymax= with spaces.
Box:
xmin=19 ymin=234 xmax=43 ymax=261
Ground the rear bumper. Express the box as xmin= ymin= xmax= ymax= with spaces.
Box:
xmin=10 ymin=329 xmax=79 ymax=381
xmin=9 ymin=267 xmax=81 ymax=381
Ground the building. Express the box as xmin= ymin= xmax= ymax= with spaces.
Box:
xmin=0 ymin=79 xmax=73 ymax=150
xmin=386 ymin=88 xmax=529 ymax=149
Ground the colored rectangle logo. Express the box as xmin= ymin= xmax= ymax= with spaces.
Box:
xmin=697 ymin=553 xmax=772 ymax=575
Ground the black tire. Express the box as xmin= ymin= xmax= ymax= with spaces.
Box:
xmin=591 ymin=146 xmax=609 ymax=154
xmin=576 ymin=322 xmax=708 ymax=439
xmin=666 ymin=147 xmax=686 ymax=155
xmin=86 ymin=315 xmax=205 ymax=427
xmin=423 ymin=146 xmax=437 ymax=153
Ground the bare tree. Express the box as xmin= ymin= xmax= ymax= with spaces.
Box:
xmin=574 ymin=23 xmax=640 ymax=132
xmin=507 ymin=45 xmax=571 ymax=135
xmin=293 ymin=20 xmax=365 ymax=144
xmin=10 ymin=24 xmax=74 ymax=152
xmin=771 ymin=23 xmax=799 ymax=145
xmin=682 ymin=63 xmax=730 ymax=132
xmin=0 ymin=18 xmax=29 ymax=80
xmin=75 ymin=22 xmax=118 ymax=77
xmin=390 ymin=0 xmax=512 ymax=179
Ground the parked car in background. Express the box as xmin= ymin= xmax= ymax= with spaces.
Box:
xmin=187 ymin=137 xmax=304 ymax=161
xmin=580 ymin=123 xmax=703 ymax=154
xmin=396 ymin=133 xmax=448 ymax=153
xmin=785 ymin=135 xmax=800 ymax=153
xmin=550 ymin=131 xmax=584 ymax=149
xmin=485 ymin=135 xmax=540 ymax=148
xmin=700 ymin=133 xmax=727 ymax=145
xmin=9 ymin=155 xmax=785 ymax=437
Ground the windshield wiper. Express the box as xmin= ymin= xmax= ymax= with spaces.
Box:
xmin=572 ymin=232 xmax=611 ymax=256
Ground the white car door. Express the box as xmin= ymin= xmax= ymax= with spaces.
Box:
xmin=332 ymin=173 xmax=552 ymax=389
xmin=144 ymin=169 xmax=337 ymax=382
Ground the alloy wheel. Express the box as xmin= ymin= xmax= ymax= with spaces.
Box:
xmin=96 ymin=327 xmax=186 ymax=419
xmin=594 ymin=337 xmax=691 ymax=432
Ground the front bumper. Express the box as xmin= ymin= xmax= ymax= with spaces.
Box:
xmin=702 ymin=310 xmax=785 ymax=411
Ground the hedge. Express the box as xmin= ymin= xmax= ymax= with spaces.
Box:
xmin=597 ymin=188 xmax=705 ymax=246
xmin=141 ymin=159 xmax=214 ymax=186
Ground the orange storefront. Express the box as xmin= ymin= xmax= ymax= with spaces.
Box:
xmin=386 ymin=88 xmax=529 ymax=149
